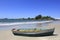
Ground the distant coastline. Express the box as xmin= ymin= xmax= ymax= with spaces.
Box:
xmin=0 ymin=15 xmax=55 ymax=22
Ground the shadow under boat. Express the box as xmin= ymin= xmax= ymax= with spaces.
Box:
xmin=13 ymin=33 xmax=57 ymax=37
xmin=12 ymin=28 xmax=55 ymax=37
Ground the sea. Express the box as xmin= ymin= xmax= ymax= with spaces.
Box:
xmin=0 ymin=20 xmax=58 ymax=30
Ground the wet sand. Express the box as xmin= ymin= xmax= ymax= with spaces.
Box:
xmin=0 ymin=21 xmax=60 ymax=40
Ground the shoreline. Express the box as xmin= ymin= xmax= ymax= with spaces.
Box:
xmin=0 ymin=21 xmax=60 ymax=40
xmin=0 ymin=21 xmax=52 ymax=26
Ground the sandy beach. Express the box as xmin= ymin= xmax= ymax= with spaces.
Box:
xmin=0 ymin=21 xmax=60 ymax=40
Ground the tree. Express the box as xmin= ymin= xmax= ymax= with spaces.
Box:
xmin=35 ymin=15 xmax=42 ymax=20
xmin=28 ymin=17 xmax=30 ymax=20
xmin=42 ymin=16 xmax=55 ymax=20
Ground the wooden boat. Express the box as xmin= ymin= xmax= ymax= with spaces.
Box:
xmin=12 ymin=28 xmax=55 ymax=36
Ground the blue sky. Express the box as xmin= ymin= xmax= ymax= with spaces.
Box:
xmin=0 ymin=0 xmax=60 ymax=18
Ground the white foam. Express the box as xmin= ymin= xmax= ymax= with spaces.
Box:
xmin=0 ymin=21 xmax=52 ymax=26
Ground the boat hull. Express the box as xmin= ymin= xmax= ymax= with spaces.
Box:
xmin=12 ymin=28 xmax=55 ymax=36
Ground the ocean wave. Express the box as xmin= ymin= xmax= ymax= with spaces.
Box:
xmin=0 ymin=21 xmax=52 ymax=26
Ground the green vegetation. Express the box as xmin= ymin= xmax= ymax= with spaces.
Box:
xmin=35 ymin=15 xmax=42 ymax=20
xmin=27 ymin=14 xmax=55 ymax=20
xmin=0 ymin=14 xmax=55 ymax=21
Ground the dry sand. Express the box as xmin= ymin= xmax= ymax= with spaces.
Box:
xmin=0 ymin=21 xmax=60 ymax=40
